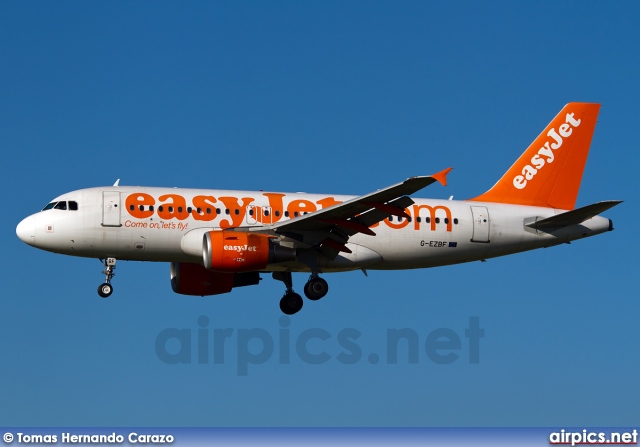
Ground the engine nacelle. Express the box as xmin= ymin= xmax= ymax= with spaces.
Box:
xmin=170 ymin=262 xmax=260 ymax=296
xmin=203 ymin=230 xmax=296 ymax=272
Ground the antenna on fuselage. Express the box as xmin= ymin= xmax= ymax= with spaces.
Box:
xmin=113 ymin=179 xmax=120 ymax=187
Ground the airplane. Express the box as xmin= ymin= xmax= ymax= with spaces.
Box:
xmin=16 ymin=102 xmax=620 ymax=315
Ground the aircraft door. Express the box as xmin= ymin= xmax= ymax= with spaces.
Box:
xmin=246 ymin=206 xmax=272 ymax=225
xmin=470 ymin=206 xmax=490 ymax=243
xmin=102 ymin=191 xmax=122 ymax=227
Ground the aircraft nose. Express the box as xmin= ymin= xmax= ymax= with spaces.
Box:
xmin=16 ymin=215 xmax=36 ymax=246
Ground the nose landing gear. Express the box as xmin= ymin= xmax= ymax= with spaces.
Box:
xmin=98 ymin=257 xmax=116 ymax=298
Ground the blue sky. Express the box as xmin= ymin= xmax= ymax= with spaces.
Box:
xmin=1 ymin=1 xmax=638 ymax=427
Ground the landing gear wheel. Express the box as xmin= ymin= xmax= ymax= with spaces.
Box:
xmin=98 ymin=283 xmax=113 ymax=298
xmin=98 ymin=257 xmax=116 ymax=299
xmin=280 ymin=292 xmax=303 ymax=315
xmin=304 ymin=277 xmax=329 ymax=301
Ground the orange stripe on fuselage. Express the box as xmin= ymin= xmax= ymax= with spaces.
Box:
xmin=123 ymin=192 xmax=455 ymax=232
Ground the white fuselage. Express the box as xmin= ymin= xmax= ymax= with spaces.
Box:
xmin=16 ymin=186 xmax=613 ymax=273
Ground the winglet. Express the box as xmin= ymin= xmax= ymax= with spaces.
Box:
xmin=431 ymin=167 xmax=452 ymax=186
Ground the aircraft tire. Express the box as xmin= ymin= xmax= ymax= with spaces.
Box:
xmin=280 ymin=292 xmax=303 ymax=315
xmin=304 ymin=277 xmax=328 ymax=301
xmin=98 ymin=283 xmax=113 ymax=298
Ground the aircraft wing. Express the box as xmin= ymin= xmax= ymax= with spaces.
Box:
xmin=241 ymin=168 xmax=451 ymax=258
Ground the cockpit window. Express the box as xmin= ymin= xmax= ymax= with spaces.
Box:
xmin=42 ymin=200 xmax=79 ymax=211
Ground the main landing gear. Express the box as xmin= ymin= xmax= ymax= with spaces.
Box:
xmin=98 ymin=257 xmax=116 ymax=298
xmin=273 ymin=272 xmax=329 ymax=315
xmin=304 ymin=276 xmax=329 ymax=301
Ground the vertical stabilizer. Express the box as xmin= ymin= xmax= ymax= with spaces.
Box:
xmin=471 ymin=103 xmax=600 ymax=210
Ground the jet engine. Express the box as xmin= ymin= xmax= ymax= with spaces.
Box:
xmin=203 ymin=230 xmax=296 ymax=272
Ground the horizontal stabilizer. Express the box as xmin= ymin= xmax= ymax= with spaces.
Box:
xmin=525 ymin=200 xmax=622 ymax=230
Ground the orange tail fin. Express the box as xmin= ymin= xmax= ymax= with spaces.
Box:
xmin=471 ymin=103 xmax=600 ymax=210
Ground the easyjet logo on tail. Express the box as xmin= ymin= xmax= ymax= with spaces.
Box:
xmin=513 ymin=112 xmax=582 ymax=190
